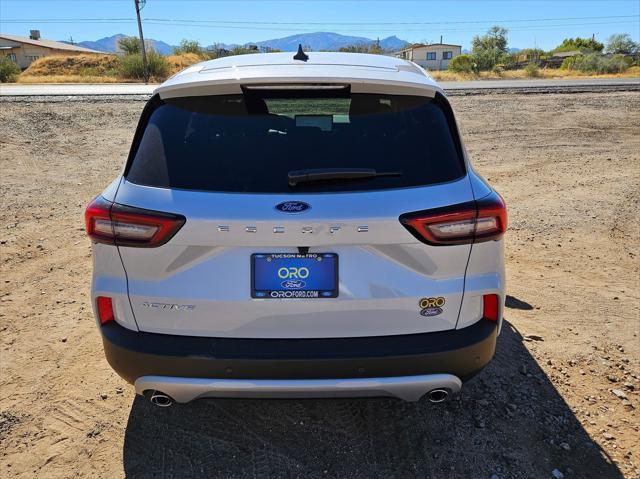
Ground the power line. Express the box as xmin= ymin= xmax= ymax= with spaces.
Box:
xmin=2 ymin=14 xmax=638 ymax=26
xmin=4 ymin=19 xmax=634 ymax=34
xmin=141 ymin=20 xmax=640 ymax=33
xmin=2 ymin=0 xmax=637 ymax=2
xmin=141 ymin=14 xmax=640 ymax=25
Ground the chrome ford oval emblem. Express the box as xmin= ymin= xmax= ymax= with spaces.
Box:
xmin=420 ymin=307 xmax=443 ymax=317
xmin=275 ymin=201 xmax=311 ymax=213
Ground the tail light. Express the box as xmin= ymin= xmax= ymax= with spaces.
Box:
xmin=482 ymin=294 xmax=500 ymax=322
xmin=400 ymin=191 xmax=507 ymax=246
xmin=96 ymin=296 xmax=115 ymax=325
xmin=85 ymin=196 xmax=185 ymax=247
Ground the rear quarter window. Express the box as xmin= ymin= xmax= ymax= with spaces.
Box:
xmin=126 ymin=92 xmax=465 ymax=193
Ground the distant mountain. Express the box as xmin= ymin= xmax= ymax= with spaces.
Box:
xmin=72 ymin=32 xmax=409 ymax=55
xmin=254 ymin=32 xmax=408 ymax=52
xmin=378 ymin=36 xmax=408 ymax=51
xmin=76 ymin=34 xmax=175 ymax=55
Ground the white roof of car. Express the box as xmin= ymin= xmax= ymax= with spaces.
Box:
xmin=155 ymin=51 xmax=442 ymax=99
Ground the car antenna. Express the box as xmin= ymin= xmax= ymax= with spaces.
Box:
xmin=293 ymin=44 xmax=309 ymax=62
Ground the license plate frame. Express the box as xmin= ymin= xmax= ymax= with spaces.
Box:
xmin=251 ymin=253 xmax=338 ymax=299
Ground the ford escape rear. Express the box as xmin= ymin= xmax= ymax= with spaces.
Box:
xmin=85 ymin=50 xmax=506 ymax=404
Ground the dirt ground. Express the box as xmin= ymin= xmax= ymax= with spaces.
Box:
xmin=0 ymin=91 xmax=638 ymax=478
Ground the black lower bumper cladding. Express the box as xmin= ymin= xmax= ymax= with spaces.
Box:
xmin=101 ymin=319 xmax=498 ymax=384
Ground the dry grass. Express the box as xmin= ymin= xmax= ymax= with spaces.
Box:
xmin=17 ymin=75 xmax=139 ymax=84
xmin=165 ymin=53 xmax=204 ymax=75
xmin=431 ymin=66 xmax=640 ymax=82
xmin=19 ymin=54 xmax=119 ymax=80
xmin=17 ymin=52 xmax=205 ymax=83
xmin=16 ymin=53 xmax=640 ymax=84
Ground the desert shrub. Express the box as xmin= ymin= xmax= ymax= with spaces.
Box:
xmin=0 ymin=56 xmax=21 ymax=82
xmin=448 ymin=54 xmax=474 ymax=73
xmin=578 ymin=54 xmax=606 ymax=73
xmin=561 ymin=53 xmax=630 ymax=74
xmin=118 ymin=50 xmax=169 ymax=80
xmin=502 ymin=54 xmax=520 ymax=70
xmin=524 ymin=62 xmax=540 ymax=77
xmin=472 ymin=49 xmax=504 ymax=71
xmin=559 ymin=55 xmax=582 ymax=70
xmin=612 ymin=53 xmax=634 ymax=68
xmin=173 ymin=39 xmax=205 ymax=57
xmin=491 ymin=64 xmax=504 ymax=76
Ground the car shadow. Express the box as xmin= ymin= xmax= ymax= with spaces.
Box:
xmin=505 ymin=295 xmax=534 ymax=310
xmin=122 ymin=321 xmax=622 ymax=478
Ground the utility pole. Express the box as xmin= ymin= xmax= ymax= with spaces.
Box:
xmin=134 ymin=0 xmax=149 ymax=84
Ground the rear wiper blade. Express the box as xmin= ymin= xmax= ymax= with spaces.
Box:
xmin=288 ymin=168 xmax=402 ymax=186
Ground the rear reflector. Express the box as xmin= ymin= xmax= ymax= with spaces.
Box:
xmin=482 ymin=294 xmax=500 ymax=322
xmin=96 ymin=296 xmax=114 ymax=325
xmin=85 ymin=196 xmax=185 ymax=247
xmin=399 ymin=191 xmax=507 ymax=246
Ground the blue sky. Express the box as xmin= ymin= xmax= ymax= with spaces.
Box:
xmin=1 ymin=0 xmax=639 ymax=50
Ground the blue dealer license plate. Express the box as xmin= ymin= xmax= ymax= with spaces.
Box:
xmin=251 ymin=253 xmax=338 ymax=299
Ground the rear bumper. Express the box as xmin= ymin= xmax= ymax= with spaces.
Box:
xmin=135 ymin=373 xmax=463 ymax=402
xmin=100 ymin=319 xmax=498 ymax=400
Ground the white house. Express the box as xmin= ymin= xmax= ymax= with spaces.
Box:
xmin=395 ymin=43 xmax=462 ymax=71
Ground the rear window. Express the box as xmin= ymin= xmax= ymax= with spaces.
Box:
xmin=126 ymin=91 xmax=465 ymax=193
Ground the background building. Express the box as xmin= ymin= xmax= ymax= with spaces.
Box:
xmin=0 ymin=31 xmax=101 ymax=69
xmin=395 ymin=43 xmax=463 ymax=70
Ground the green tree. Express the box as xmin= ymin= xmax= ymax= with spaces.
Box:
xmin=339 ymin=44 xmax=370 ymax=53
xmin=173 ymin=39 xmax=205 ymax=56
xmin=605 ymin=33 xmax=639 ymax=55
xmin=339 ymin=41 xmax=383 ymax=54
xmin=259 ymin=46 xmax=282 ymax=53
xmin=230 ymin=45 xmax=259 ymax=56
xmin=471 ymin=26 xmax=509 ymax=70
xmin=472 ymin=26 xmax=508 ymax=54
xmin=553 ymin=37 xmax=604 ymax=53
xmin=370 ymin=38 xmax=382 ymax=54
xmin=205 ymin=43 xmax=231 ymax=59
xmin=117 ymin=36 xmax=141 ymax=55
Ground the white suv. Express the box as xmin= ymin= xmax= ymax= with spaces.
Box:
xmin=85 ymin=49 xmax=506 ymax=406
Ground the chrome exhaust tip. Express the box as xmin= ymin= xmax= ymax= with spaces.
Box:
xmin=149 ymin=390 xmax=173 ymax=407
xmin=427 ymin=389 xmax=449 ymax=403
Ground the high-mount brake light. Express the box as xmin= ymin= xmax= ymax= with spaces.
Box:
xmin=243 ymin=84 xmax=349 ymax=91
xmin=85 ymin=196 xmax=185 ymax=248
xmin=400 ymin=192 xmax=507 ymax=246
